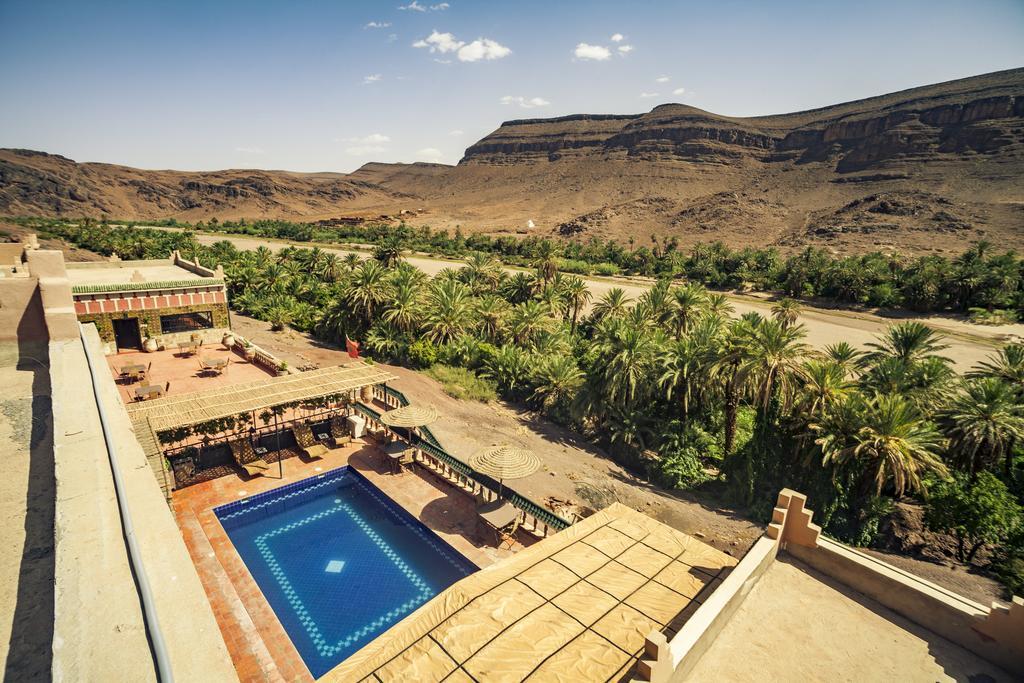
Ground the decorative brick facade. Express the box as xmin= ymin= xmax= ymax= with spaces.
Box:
xmin=73 ymin=285 xmax=229 ymax=344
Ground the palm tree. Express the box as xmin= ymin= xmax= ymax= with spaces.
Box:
xmin=969 ymin=343 xmax=1024 ymax=394
xmin=345 ymin=259 xmax=389 ymax=325
xmin=938 ymin=377 xmax=1024 ymax=479
xmin=482 ymin=345 xmax=531 ymax=397
xmin=771 ymin=298 xmax=802 ymax=329
xmin=823 ymin=341 xmax=865 ymax=375
xmin=534 ymin=240 xmax=559 ymax=286
xmin=381 ymin=280 xmax=422 ymax=334
xmin=510 ymin=300 xmax=551 ymax=348
xmin=591 ymin=287 xmax=631 ymax=323
xmin=705 ymin=293 xmax=735 ymax=318
xmin=865 ymin=322 xmax=950 ymax=366
xmin=670 ymin=283 xmax=707 ymax=338
xmin=531 ymin=355 xmax=584 ymax=414
xmin=736 ymin=319 xmax=810 ymax=413
xmin=475 ymin=295 xmax=509 ymax=343
xmin=461 ymin=253 xmax=503 ymax=294
xmin=560 ymin=276 xmax=591 ymax=334
xmin=596 ymin=321 xmax=664 ymax=406
xmin=424 ymin=279 xmax=473 ymax=344
xmin=815 ymin=392 xmax=947 ymax=497
xmin=795 ymin=360 xmax=852 ymax=423
xmin=342 ymin=253 xmax=361 ymax=271
xmin=373 ymin=237 xmax=403 ymax=268
xmin=501 ymin=271 xmax=536 ymax=304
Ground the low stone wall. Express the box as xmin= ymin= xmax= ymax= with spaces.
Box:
xmin=637 ymin=489 xmax=1023 ymax=681
xmin=787 ymin=537 xmax=1024 ymax=677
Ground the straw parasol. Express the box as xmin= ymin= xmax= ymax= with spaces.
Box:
xmin=379 ymin=404 xmax=439 ymax=429
xmin=468 ymin=445 xmax=540 ymax=497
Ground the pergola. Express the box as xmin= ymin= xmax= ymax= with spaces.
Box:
xmin=126 ymin=363 xmax=398 ymax=433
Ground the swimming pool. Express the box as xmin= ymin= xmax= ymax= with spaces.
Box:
xmin=214 ymin=466 xmax=477 ymax=678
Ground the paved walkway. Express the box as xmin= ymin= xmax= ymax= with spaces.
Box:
xmin=172 ymin=438 xmax=530 ymax=682
xmin=0 ymin=342 xmax=54 ymax=680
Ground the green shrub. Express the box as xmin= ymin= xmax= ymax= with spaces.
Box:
xmin=407 ymin=339 xmax=439 ymax=368
xmin=925 ymin=472 xmax=1022 ymax=563
xmin=592 ymin=262 xmax=621 ymax=276
xmin=968 ymin=308 xmax=1019 ymax=325
xmin=424 ymin=365 xmax=498 ymax=402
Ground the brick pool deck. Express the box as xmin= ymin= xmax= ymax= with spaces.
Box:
xmin=172 ymin=439 xmax=532 ymax=682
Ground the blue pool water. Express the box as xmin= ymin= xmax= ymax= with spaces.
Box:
xmin=214 ymin=467 xmax=477 ymax=678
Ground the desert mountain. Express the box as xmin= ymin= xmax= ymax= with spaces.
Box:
xmin=2 ymin=68 xmax=1023 ymax=254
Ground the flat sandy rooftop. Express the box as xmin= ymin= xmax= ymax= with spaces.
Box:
xmin=684 ymin=557 xmax=1011 ymax=682
xmin=65 ymin=262 xmax=211 ymax=286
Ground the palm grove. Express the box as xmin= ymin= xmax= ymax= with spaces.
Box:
xmin=30 ymin=223 xmax=1024 ymax=594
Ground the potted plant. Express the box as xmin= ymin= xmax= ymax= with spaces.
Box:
xmin=222 ymin=331 xmax=236 ymax=349
xmin=242 ymin=339 xmax=255 ymax=360
xmin=143 ymin=336 xmax=159 ymax=353
xmin=277 ymin=360 xmax=288 ymax=376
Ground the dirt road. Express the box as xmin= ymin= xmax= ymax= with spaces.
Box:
xmin=163 ymin=228 xmax=1021 ymax=371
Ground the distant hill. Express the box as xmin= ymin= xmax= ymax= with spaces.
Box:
xmin=3 ymin=68 xmax=1023 ymax=254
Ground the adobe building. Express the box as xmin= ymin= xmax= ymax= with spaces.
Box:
xmin=66 ymin=250 xmax=230 ymax=353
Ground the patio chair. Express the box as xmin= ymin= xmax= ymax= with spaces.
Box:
xmin=498 ymin=518 xmax=521 ymax=551
xmin=229 ymin=439 xmax=271 ymax=477
xmin=330 ymin=415 xmax=352 ymax=447
xmin=293 ymin=422 xmax=328 ymax=460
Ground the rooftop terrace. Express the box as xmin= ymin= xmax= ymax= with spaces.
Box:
xmin=65 ymin=260 xmax=211 ymax=287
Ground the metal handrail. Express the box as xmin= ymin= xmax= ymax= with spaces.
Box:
xmin=80 ymin=324 xmax=174 ymax=681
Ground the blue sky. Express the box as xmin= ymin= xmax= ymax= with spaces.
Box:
xmin=1 ymin=0 xmax=1022 ymax=172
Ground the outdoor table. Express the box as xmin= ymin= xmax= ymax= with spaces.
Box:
xmin=134 ymin=384 xmax=163 ymax=401
xmin=477 ymin=499 xmax=519 ymax=545
xmin=120 ymin=363 xmax=146 ymax=375
xmin=383 ymin=440 xmax=409 ymax=474
xmin=199 ymin=356 xmax=229 ymax=374
xmin=177 ymin=342 xmax=200 ymax=356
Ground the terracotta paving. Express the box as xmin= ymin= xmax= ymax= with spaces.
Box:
xmin=106 ymin=343 xmax=274 ymax=404
xmin=173 ymin=439 xmax=532 ymax=682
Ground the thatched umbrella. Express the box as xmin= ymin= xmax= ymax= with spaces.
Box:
xmin=378 ymin=404 xmax=439 ymax=429
xmin=468 ymin=445 xmax=540 ymax=498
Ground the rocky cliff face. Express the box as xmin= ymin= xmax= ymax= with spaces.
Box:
xmin=462 ymin=69 xmax=1024 ymax=174
xmin=2 ymin=69 xmax=1022 ymax=255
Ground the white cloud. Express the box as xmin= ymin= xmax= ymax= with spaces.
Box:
xmin=617 ymin=44 xmax=634 ymax=54
xmin=449 ymin=129 xmax=464 ymax=136
xmin=398 ymin=1 xmax=448 ymax=10
xmin=501 ymin=95 xmax=550 ymax=109
xmin=413 ymin=30 xmax=463 ymax=53
xmin=458 ymin=38 xmax=511 ymax=62
xmin=235 ymin=146 xmax=265 ymax=154
xmin=639 ymin=92 xmax=660 ymax=98
xmin=574 ymin=43 xmax=611 ymax=61
xmin=416 ymin=147 xmax=445 ymax=161
xmin=338 ymin=133 xmax=391 ymax=155
xmin=610 ymin=33 xmax=624 ymax=42
xmin=672 ymin=87 xmax=686 ymax=96
xmin=414 ymin=31 xmax=510 ymax=62
xmin=363 ymin=73 xmax=382 ymax=84
xmin=387 ymin=33 xmax=398 ymax=43
xmin=655 ymin=75 xmax=670 ymax=83
xmin=364 ymin=21 xmax=391 ymax=29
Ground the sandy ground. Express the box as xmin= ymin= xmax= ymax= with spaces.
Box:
xmin=0 ymin=342 xmax=54 ymax=680
xmin=683 ymin=557 xmax=1012 ymax=682
xmin=229 ymin=314 xmax=1007 ymax=604
xmin=188 ymin=230 xmax=1022 ymax=372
